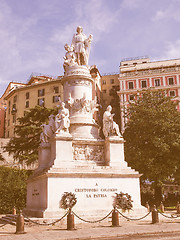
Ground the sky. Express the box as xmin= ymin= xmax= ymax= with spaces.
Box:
xmin=1 ymin=0 xmax=180 ymax=97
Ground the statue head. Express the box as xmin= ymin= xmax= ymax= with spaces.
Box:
xmin=61 ymin=102 xmax=65 ymax=108
xmin=76 ymin=26 xmax=83 ymax=34
xmin=64 ymin=43 xmax=70 ymax=51
xmin=107 ymin=105 xmax=112 ymax=112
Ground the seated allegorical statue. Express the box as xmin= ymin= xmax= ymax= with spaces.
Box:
xmin=103 ymin=105 xmax=122 ymax=138
xmin=55 ymin=102 xmax=70 ymax=133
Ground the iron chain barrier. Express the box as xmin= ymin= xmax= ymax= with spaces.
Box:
xmin=116 ymin=208 xmax=151 ymax=221
xmin=23 ymin=211 xmax=68 ymax=226
xmin=72 ymin=209 xmax=113 ymax=223
xmin=157 ymin=210 xmax=180 ymax=219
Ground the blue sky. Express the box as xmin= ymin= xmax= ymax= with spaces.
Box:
xmin=1 ymin=0 xmax=180 ymax=97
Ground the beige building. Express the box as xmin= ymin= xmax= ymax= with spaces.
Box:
xmin=118 ymin=57 xmax=180 ymax=131
xmin=4 ymin=74 xmax=63 ymax=138
xmin=101 ymin=74 xmax=121 ymax=127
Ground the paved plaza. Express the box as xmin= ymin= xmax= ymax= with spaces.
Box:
xmin=1 ymin=214 xmax=180 ymax=240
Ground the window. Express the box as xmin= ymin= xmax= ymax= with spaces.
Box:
xmin=53 ymin=86 xmax=59 ymax=94
xmin=128 ymin=82 xmax=134 ymax=89
xmin=13 ymin=115 xmax=16 ymax=123
xmin=110 ymin=79 xmax=114 ymax=84
xmin=129 ymin=94 xmax=134 ymax=101
xmin=53 ymin=95 xmax=60 ymax=103
xmin=170 ymin=90 xmax=176 ymax=97
xmin=38 ymin=89 xmax=45 ymax=97
xmin=168 ymin=77 xmax=174 ymax=85
xmin=155 ymin=79 xmax=160 ymax=87
xmin=38 ymin=98 xmax=44 ymax=107
xmin=8 ymin=119 xmax=10 ymax=126
xmin=13 ymin=95 xmax=17 ymax=103
xmin=102 ymin=89 xmax=106 ymax=94
xmin=12 ymin=104 xmax=16 ymax=111
xmin=26 ymin=92 xmax=29 ymax=99
xmin=8 ymin=101 xmax=11 ymax=107
xmin=25 ymin=101 xmax=29 ymax=108
xmin=141 ymin=80 xmax=147 ymax=88
xmin=102 ymin=80 xmax=106 ymax=85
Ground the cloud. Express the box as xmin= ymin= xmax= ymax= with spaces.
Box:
xmin=153 ymin=2 xmax=180 ymax=22
xmin=160 ymin=39 xmax=180 ymax=60
xmin=121 ymin=0 xmax=142 ymax=9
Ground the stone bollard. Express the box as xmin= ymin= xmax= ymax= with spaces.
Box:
xmin=13 ymin=207 xmax=16 ymax=215
xmin=112 ymin=208 xmax=119 ymax=227
xmin=145 ymin=202 xmax=150 ymax=212
xmin=159 ymin=202 xmax=164 ymax=213
xmin=15 ymin=210 xmax=25 ymax=234
xmin=177 ymin=202 xmax=180 ymax=214
xmin=152 ymin=205 xmax=159 ymax=224
xmin=67 ymin=209 xmax=75 ymax=230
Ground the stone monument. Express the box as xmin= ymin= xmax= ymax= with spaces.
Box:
xmin=25 ymin=26 xmax=146 ymax=219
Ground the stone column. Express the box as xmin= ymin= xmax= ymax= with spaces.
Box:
xmin=61 ymin=66 xmax=99 ymax=139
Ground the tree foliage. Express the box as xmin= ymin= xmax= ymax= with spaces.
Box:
xmin=109 ymin=85 xmax=121 ymax=127
xmin=4 ymin=106 xmax=57 ymax=165
xmin=123 ymin=89 xmax=180 ymax=185
xmin=0 ymin=166 xmax=32 ymax=213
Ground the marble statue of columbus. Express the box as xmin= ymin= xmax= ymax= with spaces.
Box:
xmin=71 ymin=26 xmax=93 ymax=67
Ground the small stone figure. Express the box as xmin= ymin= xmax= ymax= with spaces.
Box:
xmin=71 ymin=26 xmax=93 ymax=66
xmin=103 ymin=105 xmax=122 ymax=138
xmin=55 ymin=102 xmax=70 ymax=133
xmin=40 ymin=115 xmax=55 ymax=143
xmin=63 ymin=44 xmax=77 ymax=71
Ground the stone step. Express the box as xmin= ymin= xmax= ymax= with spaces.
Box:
xmin=0 ymin=214 xmax=29 ymax=225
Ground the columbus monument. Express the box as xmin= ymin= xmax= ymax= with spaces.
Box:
xmin=25 ymin=26 xmax=145 ymax=219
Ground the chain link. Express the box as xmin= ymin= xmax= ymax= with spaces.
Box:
xmin=23 ymin=211 xmax=68 ymax=226
xmin=157 ymin=210 xmax=180 ymax=219
xmin=72 ymin=210 xmax=113 ymax=223
xmin=116 ymin=208 xmax=151 ymax=221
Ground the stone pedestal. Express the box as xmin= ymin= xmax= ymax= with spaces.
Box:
xmin=38 ymin=143 xmax=51 ymax=170
xmin=50 ymin=133 xmax=73 ymax=168
xmin=25 ymin=167 xmax=144 ymax=219
xmin=104 ymin=136 xmax=127 ymax=168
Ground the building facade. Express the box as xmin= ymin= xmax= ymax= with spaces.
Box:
xmin=101 ymin=74 xmax=121 ymax=126
xmin=0 ymin=82 xmax=26 ymax=138
xmin=118 ymin=58 xmax=180 ymax=131
xmin=4 ymin=75 xmax=63 ymax=138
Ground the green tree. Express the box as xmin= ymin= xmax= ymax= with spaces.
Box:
xmin=123 ymin=89 xmax=180 ymax=204
xmin=0 ymin=166 xmax=32 ymax=213
xmin=4 ymin=106 xmax=57 ymax=165
xmin=0 ymin=153 xmax=5 ymax=161
xmin=109 ymin=85 xmax=121 ymax=127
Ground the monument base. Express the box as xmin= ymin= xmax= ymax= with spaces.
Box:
xmin=24 ymin=166 xmax=147 ymax=220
